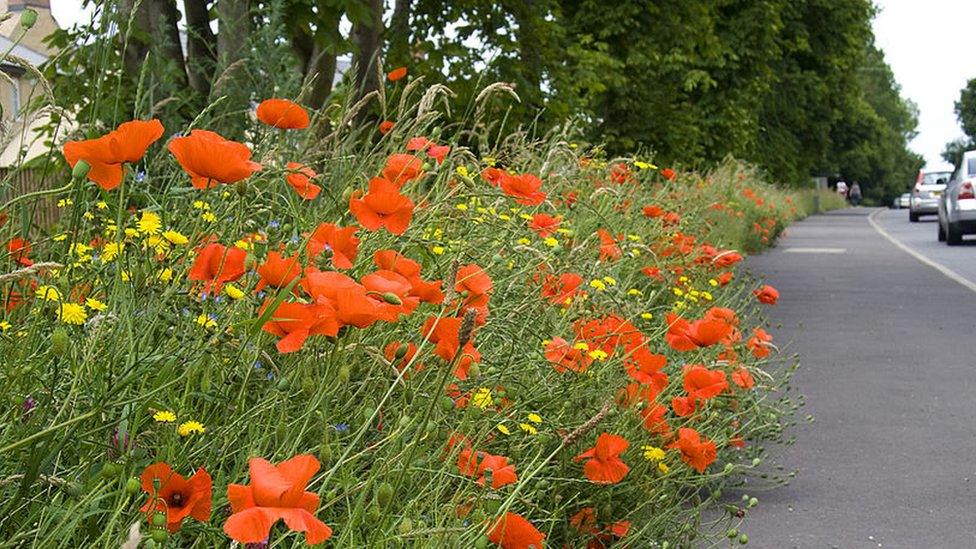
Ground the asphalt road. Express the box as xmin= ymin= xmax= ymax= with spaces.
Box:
xmin=736 ymin=208 xmax=976 ymax=548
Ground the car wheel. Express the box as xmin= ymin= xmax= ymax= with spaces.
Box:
xmin=947 ymin=222 xmax=963 ymax=246
xmin=909 ymin=211 xmax=919 ymax=222
xmin=938 ymin=222 xmax=947 ymax=241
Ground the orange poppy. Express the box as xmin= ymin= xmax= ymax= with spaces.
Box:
xmin=63 ymin=119 xmax=164 ymax=190
xmin=481 ymin=167 xmax=506 ymax=187
xmin=639 ymin=403 xmax=672 ymax=437
xmin=307 ymin=222 xmax=360 ymax=269
xmin=544 ymin=337 xmax=593 ymax=373
xmin=574 ymin=432 xmax=629 ymax=484
xmin=7 ymin=238 xmax=32 ymax=266
xmin=139 ymin=462 xmax=212 ymax=532
xmin=661 ymin=167 xmax=677 ymax=181
xmin=622 ymin=345 xmax=667 ymax=385
xmin=256 ymin=98 xmax=309 ymax=129
xmin=642 ymin=205 xmax=664 ymax=218
xmin=300 ymin=268 xmax=383 ymax=329
xmin=349 ymin=177 xmax=415 ymax=235
xmin=540 ymin=272 xmax=583 ymax=306
xmin=255 ymin=251 xmax=302 ymax=294
xmin=188 ymin=242 xmax=247 ymax=294
xmin=455 ymin=263 xmax=492 ymax=307
xmin=168 ymin=130 xmax=262 ymax=189
xmin=665 ymin=312 xmax=733 ymax=352
xmin=713 ymin=250 xmax=743 ymax=268
xmin=683 ymin=365 xmax=728 ymax=400
xmin=527 ymin=213 xmax=560 ymax=237
xmin=732 ymin=367 xmax=755 ymax=389
xmin=224 ymin=455 xmax=332 ymax=545
xmin=428 ymin=144 xmax=450 ymax=164
xmin=746 ymin=328 xmax=774 ymax=359
xmin=259 ymin=300 xmax=339 ymax=353
xmin=379 ymin=120 xmax=395 ymax=134
xmin=387 ymin=66 xmax=408 ymax=81
xmin=499 ymin=173 xmax=546 ymax=206
xmin=753 ymin=284 xmax=779 ymax=305
xmin=421 ymin=315 xmax=475 ymax=363
xmin=670 ymin=427 xmax=716 ymax=473
xmin=373 ymin=249 xmax=444 ymax=304
xmin=382 ymin=154 xmax=424 ymax=187
xmin=406 ymin=136 xmax=433 ymax=151
xmin=361 ymin=269 xmax=419 ymax=322
xmin=716 ymin=271 xmax=734 ymax=286
xmin=457 ymin=448 xmax=518 ymax=489
xmin=284 ymin=162 xmax=321 ymax=200
xmin=487 ymin=512 xmax=546 ymax=549
xmin=596 ymin=229 xmax=622 ymax=262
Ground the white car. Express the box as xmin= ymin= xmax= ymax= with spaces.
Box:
xmin=910 ymin=165 xmax=953 ymax=222
xmin=937 ymin=150 xmax=976 ymax=245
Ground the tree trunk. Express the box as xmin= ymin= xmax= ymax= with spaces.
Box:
xmin=213 ymin=0 xmax=250 ymax=98
xmin=306 ymin=44 xmax=338 ymax=111
xmin=184 ymin=0 xmax=217 ymax=96
xmin=121 ymin=0 xmax=186 ymax=88
xmin=387 ymin=0 xmax=411 ymax=68
xmin=350 ymin=0 xmax=384 ymax=108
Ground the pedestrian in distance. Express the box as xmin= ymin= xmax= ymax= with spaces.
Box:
xmin=836 ymin=180 xmax=849 ymax=199
xmin=849 ymin=182 xmax=862 ymax=206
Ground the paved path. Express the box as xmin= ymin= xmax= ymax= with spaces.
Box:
xmin=739 ymin=208 xmax=976 ymax=548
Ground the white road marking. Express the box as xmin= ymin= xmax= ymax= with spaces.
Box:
xmin=868 ymin=209 xmax=976 ymax=294
xmin=783 ymin=247 xmax=847 ymax=254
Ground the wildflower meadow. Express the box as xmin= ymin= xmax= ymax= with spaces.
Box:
xmin=0 ymin=6 xmax=853 ymax=548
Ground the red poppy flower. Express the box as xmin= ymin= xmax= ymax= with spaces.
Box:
xmin=301 ymin=268 xmax=383 ymax=329
xmin=527 ymin=214 xmax=560 ymax=237
xmin=544 ymin=337 xmax=593 ymax=373
xmin=307 ymin=222 xmax=359 ymax=269
xmin=259 ymin=300 xmax=339 ymax=353
xmin=683 ymin=365 xmax=728 ymax=400
xmin=373 ymin=250 xmax=444 ymax=304
xmin=716 ymin=271 xmax=734 ymax=286
xmin=487 ymin=512 xmax=545 ymax=549
xmin=665 ymin=312 xmax=733 ymax=352
xmin=383 ymin=154 xmax=424 ymax=187
xmin=661 ymin=168 xmax=677 ymax=181
xmin=746 ymin=328 xmax=774 ymax=359
xmin=499 ymin=173 xmax=547 ymax=206
xmin=407 ymin=136 xmax=433 ymax=151
xmin=616 ymin=382 xmax=661 ymax=408
xmin=188 ymin=242 xmax=247 ymax=294
xmin=255 ymin=251 xmax=302 ymax=294
xmin=421 ymin=315 xmax=475 ymax=363
xmin=641 ymin=266 xmax=664 ymax=281
xmin=63 ymin=119 xmax=164 ymax=190
xmin=670 ymin=427 xmax=716 ymax=473
xmin=597 ymin=229 xmax=622 ymax=262
xmin=256 ymin=98 xmax=309 ymax=129
xmin=640 ymin=403 xmax=672 ymax=437
xmin=541 ymin=272 xmax=583 ymax=306
xmin=732 ymin=367 xmax=755 ymax=389
xmin=642 ymin=205 xmax=664 ymax=218
xmin=428 ymin=144 xmax=450 ymax=164
xmin=140 ymin=462 xmax=212 ymax=532
xmin=379 ymin=120 xmax=395 ymax=134
xmin=455 ymin=263 xmax=492 ymax=308
xmin=284 ymin=162 xmax=321 ymax=200
xmin=481 ymin=167 xmax=506 ymax=187
xmin=361 ymin=269 xmax=419 ymax=321
xmin=753 ymin=284 xmax=779 ymax=305
xmin=7 ymin=238 xmax=32 ymax=266
xmin=622 ymin=345 xmax=668 ymax=385
xmin=384 ymin=341 xmax=422 ymax=375
xmin=224 ymin=455 xmax=332 ymax=545
xmin=168 ymin=130 xmax=262 ymax=189
xmin=574 ymin=433 xmax=629 ymax=484
xmin=671 ymin=395 xmax=698 ymax=417
xmin=387 ymin=66 xmax=408 ymax=81
xmin=457 ymin=449 xmax=518 ymax=489
xmin=610 ymin=162 xmax=631 ymax=184
xmin=713 ymin=250 xmax=743 ymax=268
xmin=349 ymin=177 xmax=415 ymax=235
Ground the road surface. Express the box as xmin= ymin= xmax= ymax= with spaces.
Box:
xmin=737 ymin=208 xmax=976 ymax=548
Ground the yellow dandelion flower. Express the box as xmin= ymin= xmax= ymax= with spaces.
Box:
xmin=57 ymin=302 xmax=87 ymax=325
xmin=658 ymin=462 xmax=670 ymax=474
xmin=234 ymin=239 xmax=252 ymax=250
xmin=124 ymin=228 xmax=139 ymax=238
xmin=630 ymin=249 xmax=641 ymax=258
xmin=221 ymin=191 xmax=231 ymax=198
xmin=708 ymin=279 xmax=719 ymax=287
xmin=519 ymin=423 xmax=538 ymax=435
xmin=57 ymin=198 xmax=73 ymax=207
xmin=573 ymin=342 xmax=590 ymax=352
xmin=627 ymin=234 xmax=641 ymax=242
xmin=85 ymin=298 xmax=107 ymax=311
xmin=456 ymin=203 xmax=468 ymax=211
xmin=101 ymin=241 xmax=124 ymax=261
xmin=588 ymin=349 xmax=609 ymax=361
xmin=177 ymin=420 xmax=205 ymax=437
xmin=472 ymin=387 xmax=493 ymax=410
xmin=52 ymin=233 xmax=68 ymax=242
xmin=543 ymin=237 xmax=559 ymax=247
xmin=153 ymin=410 xmax=177 ymax=423
xmin=678 ymin=276 xmax=689 ymax=283
xmin=634 ymin=160 xmax=657 ymax=170
xmin=163 ymin=230 xmax=189 ymax=245
xmin=672 ymin=287 xmax=684 ymax=297
xmin=527 ymin=413 xmax=542 ymax=424
xmin=589 ymin=279 xmax=606 ymax=291
xmin=96 ymin=201 xmax=108 ymax=210
xmin=498 ymin=214 xmax=511 ymax=221
xmin=431 ymin=245 xmax=445 ymax=255
xmin=482 ymin=156 xmax=497 ymax=167
xmin=158 ymin=268 xmax=174 ymax=283
xmin=224 ymin=285 xmax=245 ymax=300
xmin=640 ymin=312 xmax=653 ymax=320
xmin=517 ymin=237 xmax=531 ymax=246
xmin=145 ymin=234 xmax=170 ymax=255
xmin=496 ymin=424 xmax=511 ymax=435
xmin=0 ymin=320 xmax=11 ymax=332
xmin=627 ymin=288 xmax=643 ymax=297
xmin=603 ymin=276 xmax=616 ymax=286
xmin=82 ymin=211 xmax=95 ymax=221
xmin=196 ymin=314 xmax=217 ymax=330
xmin=642 ymin=445 xmax=665 ymax=461
xmin=35 ymin=286 xmax=62 ymax=302
xmin=120 ymin=270 xmax=131 ymax=282
xmin=202 ymin=212 xmax=217 ymax=223
xmin=456 ymin=166 xmax=469 ymax=177
xmin=192 ymin=200 xmax=210 ymax=210
xmin=702 ymin=291 xmax=713 ymax=301
xmin=556 ymin=228 xmax=572 ymax=235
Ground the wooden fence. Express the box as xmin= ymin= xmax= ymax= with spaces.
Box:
xmin=0 ymin=167 xmax=62 ymax=230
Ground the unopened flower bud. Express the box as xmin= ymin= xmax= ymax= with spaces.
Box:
xmin=382 ymin=292 xmax=402 ymax=305
xmin=236 ymin=180 xmax=248 ymax=196
xmin=394 ymin=344 xmax=409 ymax=360
xmin=50 ymin=327 xmax=70 ymax=357
xmin=125 ymin=477 xmax=141 ymax=495
xmin=20 ymin=8 xmax=37 ymax=29
xmin=376 ymin=482 xmax=394 ymax=508
xmin=72 ymin=160 xmax=91 ymax=180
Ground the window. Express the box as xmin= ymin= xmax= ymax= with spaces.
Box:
xmin=968 ymin=157 xmax=976 ymax=177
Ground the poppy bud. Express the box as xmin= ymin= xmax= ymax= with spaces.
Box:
xmin=236 ymin=180 xmax=248 ymax=196
xmin=151 ymin=513 xmax=167 ymax=528
xmin=318 ymin=442 xmax=333 ymax=464
xmin=439 ymin=396 xmax=454 ymax=412
xmin=338 ymin=364 xmax=351 ymax=383
xmin=723 ymin=463 xmax=734 ymax=474
xmin=72 ymin=160 xmax=91 ymax=180
xmin=124 ymin=477 xmax=141 ymax=495
xmin=341 ymin=187 xmax=354 ymax=202
xmin=739 ymin=534 xmax=749 ymax=544
xmin=367 ymin=504 xmax=381 ymax=522
xmin=376 ymin=482 xmax=394 ymax=507
xmin=398 ymin=518 xmax=413 ymax=535
xmin=394 ymin=344 xmax=409 ymax=360
xmin=751 ymin=457 xmax=761 ymax=467
xmin=482 ymin=468 xmax=493 ymax=486
xmin=99 ymin=462 xmax=119 ymax=480
xmin=474 ymin=535 xmax=489 ymax=549
xmin=727 ymin=529 xmax=739 ymax=538
xmin=150 ymin=529 xmax=169 ymax=543
xmin=748 ymin=497 xmax=758 ymax=507
xmin=50 ymin=327 xmax=70 ymax=357
xmin=382 ymin=292 xmax=402 ymax=305
xmin=467 ymin=362 xmax=480 ymax=378
xmin=20 ymin=8 xmax=37 ymax=29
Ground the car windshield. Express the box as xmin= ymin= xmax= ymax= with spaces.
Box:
xmin=921 ymin=172 xmax=952 ymax=185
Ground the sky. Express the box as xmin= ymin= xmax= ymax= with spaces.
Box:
xmin=47 ymin=1 xmax=975 ymax=168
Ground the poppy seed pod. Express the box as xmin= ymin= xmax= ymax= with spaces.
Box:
xmin=398 ymin=518 xmax=413 ymax=535
xmin=382 ymin=292 xmax=402 ymax=305
xmin=71 ymin=159 xmax=91 ymax=181
xmin=50 ymin=328 xmax=70 ymax=357
xmin=376 ymin=482 xmax=394 ymax=507
xmin=124 ymin=477 xmax=141 ymax=495
xmin=20 ymin=8 xmax=37 ymax=29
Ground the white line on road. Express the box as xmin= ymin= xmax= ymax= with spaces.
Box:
xmin=783 ymin=247 xmax=847 ymax=254
xmin=867 ymin=209 xmax=976 ymax=294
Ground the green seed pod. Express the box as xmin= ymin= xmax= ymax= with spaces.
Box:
xmin=99 ymin=462 xmax=119 ymax=480
xmin=151 ymin=513 xmax=167 ymax=528
xmin=752 ymin=457 xmax=762 ymax=467
xmin=723 ymin=463 xmax=735 ymax=474
xmin=318 ymin=442 xmax=333 ymax=464
xmin=63 ymin=482 xmax=82 ymax=498
xmin=72 ymin=159 xmax=91 ymax=180
xmin=739 ymin=534 xmax=749 ymax=544
xmin=376 ymin=482 xmax=394 ymax=508
xmin=276 ymin=377 xmax=290 ymax=392
xmin=341 ymin=187 xmax=354 ymax=202
xmin=397 ymin=414 xmax=412 ymax=429
xmin=394 ymin=344 xmax=409 ymax=360
xmin=151 ymin=528 xmax=169 ymax=543
xmin=398 ymin=518 xmax=413 ymax=536
xmin=236 ymin=180 xmax=248 ymax=196
xmin=124 ymin=477 xmax=141 ymax=495
xmin=50 ymin=327 xmax=70 ymax=357
xmin=382 ymin=292 xmax=403 ymax=305
xmin=338 ymin=364 xmax=351 ymax=383
xmin=19 ymin=8 xmax=37 ymax=29
xmin=439 ymin=396 xmax=454 ymax=412
xmin=727 ymin=528 xmax=739 ymax=538
xmin=748 ymin=497 xmax=758 ymax=508
xmin=367 ymin=504 xmax=381 ymax=522
xmin=467 ymin=362 xmax=481 ymax=378
xmin=474 ymin=535 xmax=490 ymax=549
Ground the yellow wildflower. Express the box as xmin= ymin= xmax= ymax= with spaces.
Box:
xmin=642 ymin=445 xmax=666 ymax=461
xmin=52 ymin=233 xmax=68 ymax=242
xmin=153 ymin=410 xmax=177 ymax=423
xmin=145 ymin=235 xmax=170 ymax=255
xmin=102 ymin=241 xmax=124 ymax=261
xmin=224 ymin=285 xmax=245 ymax=300
xmin=57 ymin=303 xmax=87 ymax=325
xmin=517 ymin=237 xmax=531 ymax=246
xmin=124 ymin=228 xmax=139 ymax=238
xmin=589 ymin=279 xmax=606 ymax=291
xmin=137 ymin=211 xmax=162 ymax=234
xmin=472 ymin=387 xmax=493 ymax=409
xmin=192 ymin=200 xmax=210 ymax=210
xmin=588 ymin=349 xmax=609 ymax=361
xmin=603 ymin=276 xmax=616 ymax=286
xmin=496 ymin=424 xmax=511 ymax=435
xmin=0 ymin=320 xmax=10 ymax=332
xmin=527 ymin=413 xmax=542 ymax=424
xmin=498 ymin=214 xmax=511 ymax=221
xmin=640 ymin=312 xmax=653 ymax=320
xmin=177 ymin=420 xmax=205 ymax=437
xmin=431 ymin=245 xmax=445 ymax=255
xmin=519 ymin=423 xmax=538 ymax=435
xmin=35 ymin=286 xmax=62 ymax=302
xmin=158 ymin=268 xmax=174 ymax=283
xmin=120 ymin=270 xmax=131 ymax=282
xmin=57 ymin=198 xmax=73 ymax=207
xmin=196 ymin=314 xmax=217 ymax=330
xmin=573 ymin=342 xmax=589 ymax=351
xmin=82 ymin=211 xmax=95 ymax=221
xmin=456 ymin=203 xmax=468 ymax=211
xmin=543 ymin=237 xmax=559 ymax=247
xmin=163 ymin=230 xmax=189 ymax=245
xmin=456 ymin=166 xmax=469 ymax=177
xmin=202 ymin=212 xmax=217 ymax=223
xmin=658 ymin=462 xmax=670 ymax=474
xmin=85 ymin=298 xmax=107 ymax=311
xmin=628 ymin=288 xmax=643 ymax=297
xmin=234 ymin=239 xmax=252 ymax=250
xmin=96 ymin=201 xmax=108 ymax=210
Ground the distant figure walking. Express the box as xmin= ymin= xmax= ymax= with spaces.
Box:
xmin=836 ymin=181 xmax=849 ymax=199
xmin=849 ymin=182 xmax=862 ymax=206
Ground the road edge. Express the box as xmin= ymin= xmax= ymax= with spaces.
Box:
xmin=867 ymin=208 xmax=976 ymax=294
